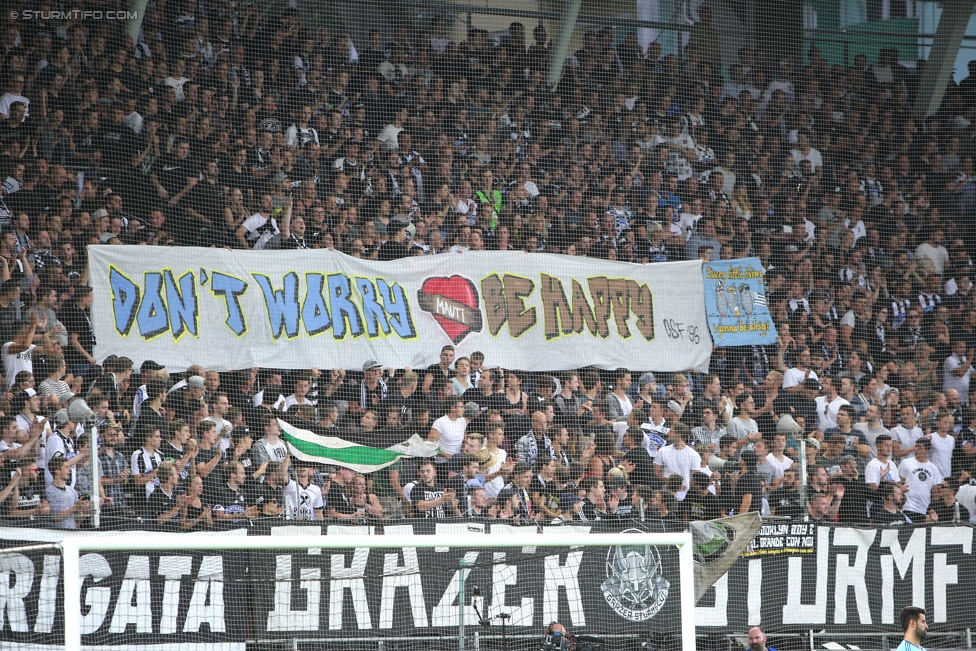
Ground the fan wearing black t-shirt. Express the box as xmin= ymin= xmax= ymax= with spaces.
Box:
xmin=326 ymin=466 xmax=361 ymax=520
xmin=684 ymin=471 xmax=722 ymax=521
xmin=730 ymin=450 xmax=763 ymax=515
xmin=100 ymin=106 xmax=137 ymax=171
xmin=422 ymin=346 xmax=455 ymax=395
xmin=213 ymin=460 xmax=258 ymax=524
xmin=835 ymin=456 xmax=870 ymax=524
xmin=463 ymin=368 xmax=507 ymax=411
xmin=871 ymin=482 xmax=914 ymax=526
xmin=147 ymin=461 xmax=185 ymax=530
xmin=253 ymin=460 xmax=288 ymax=518
xmin=926 ymin=482 xmax=958 ymax=523
xmin=607 ymin=477 xmax=636 ymax=521
xmin=151 ymin=139 xmax=198 ymax=211
xmin=577 ymin=475 xmax=615 ymax=522
xmin=383 ymin=372 xmax=423 ymax=421
xmin=529 ymin=458 xmax=562 ymax=519
xmin=194 ymin=421 xmax=223 ymax=505
xmin=768 ymin=467 xmax=803 ymax=518
xmin=402 ymin=459 xmax=459 ymax=518
xmin=60 ymin=286 xmax=96 ymax=371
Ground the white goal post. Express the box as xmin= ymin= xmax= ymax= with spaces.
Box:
xmin=61 ymin=531 xmax=696 ymax=651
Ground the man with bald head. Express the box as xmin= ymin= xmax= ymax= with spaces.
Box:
xmin=515 ymin=409 xmax=556 ymax=467
xmin=204 ymin=370 xmax=220 ymax=394
xmin=748 ymin=627 xmax=777 ymax=651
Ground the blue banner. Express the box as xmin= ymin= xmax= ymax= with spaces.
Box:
xmin=702 ymin=258 xmax=778 ymax=346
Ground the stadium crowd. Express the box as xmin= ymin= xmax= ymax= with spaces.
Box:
xmin=0 ymin=2 xmax=976 ymax=530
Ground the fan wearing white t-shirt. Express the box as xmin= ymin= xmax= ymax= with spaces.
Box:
xmin=958 ymin=481 xmax=976 ymax=522
xmin=765 ymin=433 xmax=794 ymax=489
xmin=604 ymin=370 xmax=634 ymax=422
xmin=203 ymin=392 xmax=234 ymax=453
xmin=482 ymin=423 xmax=509 ymax=499
xmin=282 ymin=377 xmax=315 ymax=414
xmin=814 ymin=378 xmax=849 ymax=431
xmin=928 ymin=414 xmax=956 ymax=480
xmin=782 ymin=348 xmax=818 ymax=392
xmin=235 ymin=194 xmax=279 ymax=249
xmin=428 ymin=399 xmax=468 ymax=457
xmin=2 ymin=314 xmax=48 ymax=389
xmin=865 ymin=434 xmax=900 ymax=489
xmin=284 ymin=464 xmax=325 ymax=521
xmin=898 ymin=438 xmax=943 ymax=519
xmin=653 ymin=427 xmax=702 ymax=501
xmin=890 ymin=405 xmax=923 ymax=460
xmin=251 ymin=417 xmax=289 ymax=480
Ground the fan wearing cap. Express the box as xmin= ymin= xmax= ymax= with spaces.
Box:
xmin=130 ymin=360 xmax=165 ymax=427
xmin=15 ymin=387 xmax=52 ymax=444
xmin=42 ymin=407 xmax=83 ymax=487
xmin=351 ymin=360 xmax=389 ymax=414
xmin=173 ymin=374 xmax=208 ymax=422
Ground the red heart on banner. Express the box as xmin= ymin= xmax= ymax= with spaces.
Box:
xmin=417 ymin=276 xmax=484 ymax=344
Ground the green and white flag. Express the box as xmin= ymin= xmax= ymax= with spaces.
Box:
xmin=690 ymin=512 xmax=762 ymax=603
xmin=277 ymin=419 xmax=440 ymax=473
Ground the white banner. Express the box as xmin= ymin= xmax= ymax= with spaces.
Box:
xmin=89 ymin=246 xmax=710 ymax=372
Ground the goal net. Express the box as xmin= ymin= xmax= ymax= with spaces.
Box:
xmin=49 ymin=529 xmax=695 ymax=651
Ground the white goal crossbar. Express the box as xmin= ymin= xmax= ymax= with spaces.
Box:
xmin=61 ymin=531 xmax=695 ymax=651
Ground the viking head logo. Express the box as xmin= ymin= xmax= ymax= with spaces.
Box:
xmin=601 ymin=529 xmax=670 ymax=621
